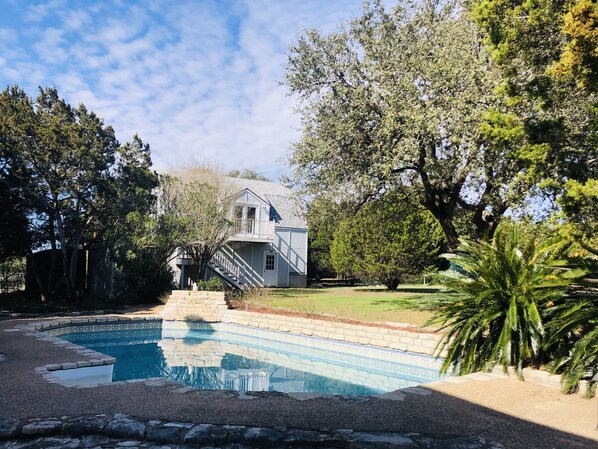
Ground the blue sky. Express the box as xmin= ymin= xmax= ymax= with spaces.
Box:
xmin=0 ymin=0 xmax=369 ymax=180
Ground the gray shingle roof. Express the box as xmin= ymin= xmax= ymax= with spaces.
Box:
xmin=227 ymin=177 xmax=307 ymax=229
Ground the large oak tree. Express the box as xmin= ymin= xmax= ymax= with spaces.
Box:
xmin=286 ymin=0 xmax=531 ymax=249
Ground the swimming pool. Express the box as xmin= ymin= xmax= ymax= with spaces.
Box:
xmin=46 ymin=321 xmax=444 ymax=396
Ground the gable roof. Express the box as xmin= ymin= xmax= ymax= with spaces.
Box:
xmin=227 ymin=177 xmax=307 ymax=229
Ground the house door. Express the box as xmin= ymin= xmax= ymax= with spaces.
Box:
xmin=263 ymin=252 xmax=277 ymax=287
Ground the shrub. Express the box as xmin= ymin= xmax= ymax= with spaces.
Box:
xmin=546 ymin=264 xmax=598 ymax=397
xmin=195 ymin=277 xmax=224 ymax=292
xmin=431 ymin=223 xmax=576 ymax=376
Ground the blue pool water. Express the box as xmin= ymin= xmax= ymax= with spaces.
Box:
xmin=49 ymin=321 xmax=443 ymax=396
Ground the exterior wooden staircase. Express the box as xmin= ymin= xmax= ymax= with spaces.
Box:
xmin=208 ymin=250 xmax=244 ymax=290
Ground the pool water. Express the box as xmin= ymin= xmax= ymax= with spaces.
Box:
xmin=50 ymin=321 xmax=443 ymax=396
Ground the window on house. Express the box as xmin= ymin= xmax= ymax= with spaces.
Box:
xmin=247 ymin=206 xmax=256 ymax=233
xmin=265 ymin=254 xmax=275 ymax=271
xmin=234 ymin=205 xmax=243 ymax=220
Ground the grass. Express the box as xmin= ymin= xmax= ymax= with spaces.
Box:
xmin=242 ymin=285 xmax=452 ymax=327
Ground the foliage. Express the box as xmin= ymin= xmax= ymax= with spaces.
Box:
xmin=0 ymin=180 xmax=30 ymax=260
xmin=330 ymin=195 xmax=446 ymax=290
xmin=285 ymin=0 xmax=531 ymax=248
xmin=305 ymin=197 xmax=351 ymax=280
xmin=553 ymin=0 xmax=598 ymax=88
xmin=110 ymin=212 xmax=177 ymax=303
xmin=431 ymin=223 xmax=578 ymax=376
xmin=0 ymin=85 xmax=159 ymax=301
xmin=0 ymin=256 xmax=25 ymax=294
xmin=557 ymin=179 xmax=598 ymax=254
xmin=545 ymin=258 xmax=598 ymax=397
xmin=471 ymin=0 xmax=598 ymax=91
xmin=0 ymin=126 xmax=32 ymax=260
xmin=227 ymin=168 xmax=270 ymax=181
xmin=470 ymin=0 xmax=598 ymax=253
xmin=195 ymin=277 xmax=224 ymax=292
xmin=161 ymin=166 xmax=236 ymax=280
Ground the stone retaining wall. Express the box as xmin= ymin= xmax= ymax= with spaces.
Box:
xmin=221 ymin=310 xmax=442 ymax=356
xmin=161 ymin=290 xmax=228 ymax=322
xmin=160 ymin=290 xmax=442 ymax=355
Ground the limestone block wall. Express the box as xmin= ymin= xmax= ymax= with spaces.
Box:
xmin=221 ymin=310 xmax=442 ymax=356
xmin=161 ymin=290 xmax=228 ymax=322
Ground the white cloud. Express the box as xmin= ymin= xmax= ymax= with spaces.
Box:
xmin=25 ymin=0 xmax=67 ymax=22
xmin=32 ymin=27 xmax=68 ymax=64
xmin=3 ymin=0 xmax=367 ymax=180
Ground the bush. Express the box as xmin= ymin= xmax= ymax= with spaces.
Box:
xmin=431 ymin=223 xmax=576 ymax=376
xmin=545 ymin=263 xmax=598 ymax=397
xmin=195 ymin=277 xmax=224 ymax=292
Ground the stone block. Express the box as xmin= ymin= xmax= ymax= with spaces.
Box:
xmin=105 ymin=417 xmax=145 ymax=439
xmin=184 ymin=424 xmax=225 ymax=445
xmin=0 ymin=418 xmax=19 ymax=438
xmin=63 ymin=416 xmax=108 ymax=435
xmin=61 ymin=362 xmax=77 ymax=370
xmin=243 ymin=427 xmax=285 ymax=445
xmin=22 ymin=420 xmax=62 ymax=435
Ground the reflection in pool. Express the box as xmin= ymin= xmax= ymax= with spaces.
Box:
xmin=47 ymin=321 xmax=444 ymax=396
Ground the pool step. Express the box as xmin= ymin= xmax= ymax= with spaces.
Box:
xmin=161 ymin=290 xmax=229 ymax=322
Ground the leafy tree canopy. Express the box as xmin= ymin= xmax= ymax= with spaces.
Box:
xmin=469 ymin=0 xmax=598 ymax=252
xmin=286 ymin=0 xmax=530 ymax=248
xmin=306 ymin=196 xmax=352 ymax=280
xmin=161 ymin=166 xmax=237 ymax=281
xmin=227 ymin=168 xmax=270 ymax=181
xmin=330 ymin=194 xmax=446 ymax=289
xmin=0 ymin=85 xmax=159 ymax=300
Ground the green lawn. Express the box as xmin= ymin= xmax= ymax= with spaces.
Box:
xmin=242 ymin=285 xmax=451 ymax=327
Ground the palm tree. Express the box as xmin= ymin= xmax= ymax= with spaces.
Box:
xmin=546 ymin=273 xmax=598 ymax=397
xmin=431 ymin=223 xmax=574 ymax=376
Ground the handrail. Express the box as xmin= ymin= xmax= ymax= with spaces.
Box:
xmin=213 ymin=244 xmax=264 ymax=287
xmin=232 ymin=218 xmax=274 ymax=239
xmin=211 ymin=250 xmax=241 ymax=280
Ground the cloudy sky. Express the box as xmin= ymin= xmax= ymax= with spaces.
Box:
xmin=0 ymin=0 xmax=370 ymax=180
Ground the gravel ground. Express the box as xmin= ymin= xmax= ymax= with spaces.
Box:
xmin=0 ymin=314 xmax=596 ymax=449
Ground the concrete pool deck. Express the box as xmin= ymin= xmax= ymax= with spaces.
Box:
xmin=0 ymin=310 xmax=596 ymax=449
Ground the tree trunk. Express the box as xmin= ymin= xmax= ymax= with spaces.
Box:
xmin=69 ymin=246 xmax=79 ymax=300
xmin=384 ymin=278 xmax=400 ymax=290
xmin=47 ymin=209 xmax=58 ymax=300
xmin=55 ymin=210 xmax=75 ymax=300
xmin=472 ymin=204 xmax=506 ymax=242
xmin=26 ymin=249 xmax=46 ymax=302
xmin=420 ymin=186 xmax=461 ymax=250
xmin=426 ymin=209 xmax=460 ymax=250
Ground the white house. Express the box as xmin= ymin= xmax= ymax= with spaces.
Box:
xmin=170 ymin=177 xmax=308 ymax=289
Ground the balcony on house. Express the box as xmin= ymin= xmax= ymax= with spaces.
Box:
xmin=229 ymin=218 xmax=275 ymax=242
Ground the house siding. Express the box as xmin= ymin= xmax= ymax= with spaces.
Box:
xmin=274 ymin=227 xmax=308 ymax=288
xmin=170 ymin=178 xmax=308 ymax=290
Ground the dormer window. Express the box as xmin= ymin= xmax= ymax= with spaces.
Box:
xmin=229 ymin=189 xmax=276 ymax=241
xmin=233 ymin=203 xmax=261 ymax=234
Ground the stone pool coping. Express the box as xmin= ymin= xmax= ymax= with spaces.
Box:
xmin=8 ymin=316 xmax=162 ymax=388
xmin=18 ymin=316 xmax=444 ymax=392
